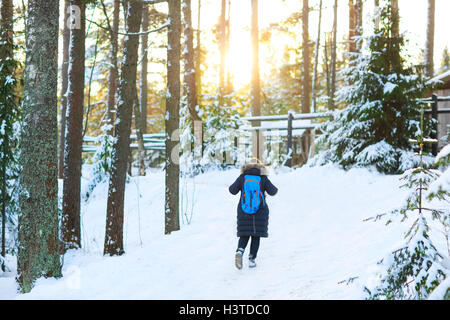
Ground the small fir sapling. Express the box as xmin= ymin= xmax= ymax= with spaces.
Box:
xmin=364 ymin=107 xmax=448 ymax=300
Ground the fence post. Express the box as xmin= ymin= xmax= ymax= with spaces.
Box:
xmin=431 ymin=94 xmax=438 ymax=156
xmin=286 ymin=111 xmax=293 ymax=167
xmin=309 ymin=129 xmax=316 ymax=159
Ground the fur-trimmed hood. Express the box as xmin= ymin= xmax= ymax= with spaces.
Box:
xmin=240 ymin=162 xmax=269 ymax=176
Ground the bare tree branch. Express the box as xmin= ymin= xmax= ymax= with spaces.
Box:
xmin=86 ymin=18 xmax=169 ymax=36
xmin=100 ymin=0 xmax=115 ymax=39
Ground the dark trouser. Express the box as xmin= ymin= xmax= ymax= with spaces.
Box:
xmin=237 ymin=236 xmax=260 ymax=259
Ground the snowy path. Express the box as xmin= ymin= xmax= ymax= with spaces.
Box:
xmin=0 ymin=165 xmax=410 ymax=299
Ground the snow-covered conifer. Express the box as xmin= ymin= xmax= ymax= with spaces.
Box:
xmin=365 ymin=109 xmax=449 ymax=299
xmin=312 ymin=1 xmax=434 ymax=174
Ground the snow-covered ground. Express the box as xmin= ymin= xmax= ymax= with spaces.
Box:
xmin=0 ymin=164 xmax=425 ymax=299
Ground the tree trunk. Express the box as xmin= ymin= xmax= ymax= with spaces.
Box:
xmin=311 ymin=0 xmax=322 ymax=113
xmin=225 ymin=0 xmax=232 ymax=94
xmin=133 ymin=92 xmax=146 ymax=176
xmin=1 ymin=161 xmax=5 ymax=272
xmin=330 ymin=0 xmax=338 ymax=110
xmin=324 ymin=32 xmax=332 ymax=109
xmin=135 ymin=3 xmax=149 ymax=176
xmin=355 ymin=0 xmax=362 ymax=52
xmin=106 ymin=0 xmax=120 ymax=136
xmin=104 ymin=0 xmax=143 ymax=255
xmin=301 ymin=0 xmax=310 ymax=114
xmin=391 ymin=0 xmax=399 ymax=38
xmin=127 ymin=145 xmax=132 ymax=176
xmin=251 ymin=0 xmax=260 ymax=117
xmin=0 ymin=0 xmax=14 ymax=273
xmin=219 ymin=0 xmax=226 ymax=96
xmin=349 ymin=0 xmax=356 ymax=53
xmin=0 ymin=0 xmax=13 ymax=45
xmin=18 ymin=0 xmax=61 ymax=293
xmin=62 ymin=0 xmax=85 ymax=250
xmin=389 ymin=0 xmax=401 ymax=74
xmin=374 ymin=0 xmax=380 ymax=29
xmin=183 ymin=0 xmax=200 ymax=122
xmin=195 ymin=0 xmax=202 ymax=104
xmin=251 ymin=0 xmax=261 ymax=159
xmin=425 ymin=0 xmax=435 ymax=77
xmin=140 ymin=3 xmax=149 ymax=133
xmin=183 ymin=0 xmax=202 ymax=163
xmin=165 ymin=0 xmax=181 ymax=235
xmin=58 ymin=0 xmax=70 ymax=179
xmin=301 ymin=0 xmax=311 ymax=162
xmin=348 ymin=0 xmax=363 ymax=53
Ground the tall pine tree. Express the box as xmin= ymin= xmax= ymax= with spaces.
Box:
xmin=18 ymin=0 xmax=61 ymax=293
xmin=313 ymin=1 xmax=434 ymax=174
xmin=62 ymin=0 xmax=86 ymax=250
xmin=104 ymin=0 xmax=143 ymax=255
xmin=165 ymin=0 xmax=181 ymax=234
xmin=0 ymin=0 xmax=21 ymax=272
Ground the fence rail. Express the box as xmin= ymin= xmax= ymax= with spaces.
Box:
xmin=242 ymin=111 xmax=332 ymax=122
xmin=241 ymin=124 xmax=319 ymax=131
xmin=424 ymin=108 xmax=450 ymax=115
xmin=417 ymin=95 xmax=450 ymax=103
xmin=83 ymin=133 xmax=166 ymax=153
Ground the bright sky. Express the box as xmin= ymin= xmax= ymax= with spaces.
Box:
xmin=196 ymin=0 xmax=450 ymax=88
xmin=41 ymin=0 xmax=450 ymax=91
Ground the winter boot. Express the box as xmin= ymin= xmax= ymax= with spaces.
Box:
xmin=235 ymin=249 xmax=244 ymax=270
xmin=249 ymin=255 xmax=257 ymax=268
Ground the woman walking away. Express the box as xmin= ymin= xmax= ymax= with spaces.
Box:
xmin=229 ymin=159 xmax=278 ymax=269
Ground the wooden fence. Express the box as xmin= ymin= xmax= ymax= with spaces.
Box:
xmin=82 ymin=133 xmax=165 ymax=153
xmin=81 ymin=94 xmax=450 ymax=164
xmin=242 ymin=111 xmax=332 ymax=167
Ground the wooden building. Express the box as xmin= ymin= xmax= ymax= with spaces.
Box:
xmin=430 ymin=70 xmax=450 ymax=148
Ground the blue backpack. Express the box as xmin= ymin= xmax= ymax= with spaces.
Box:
xmin=241 ymin=175 xmax=265 ymax=214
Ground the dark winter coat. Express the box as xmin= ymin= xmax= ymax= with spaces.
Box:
xmin=229 ymin=163 xmax=278 ymax=238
